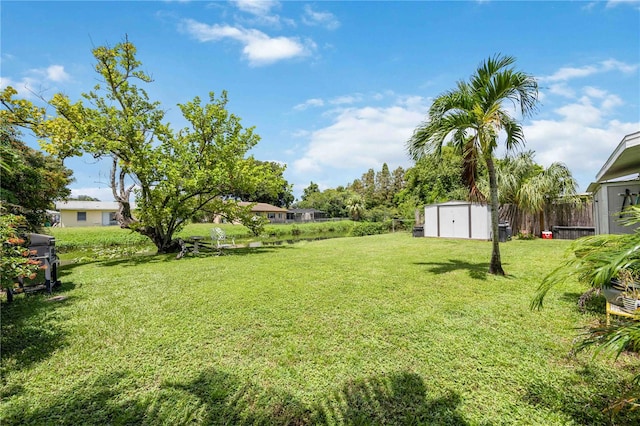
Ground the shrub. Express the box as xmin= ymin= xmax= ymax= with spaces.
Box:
xmin=1 ymin=213 xmax=41 ymax=302
xmin=349 ymin=221 xmax=391 ymax=237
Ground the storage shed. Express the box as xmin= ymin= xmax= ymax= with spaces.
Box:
xmin=424 ymin=201 xmax=491 ymax=240
xmin=586 ymin=131 xmax=640 ymax=235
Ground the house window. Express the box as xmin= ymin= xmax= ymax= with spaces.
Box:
xmin=109 ymin=212 xmax=117 ymax=224
xmin=77 ymin=212 xmax=87 ymax=221
xmin=268 ymin=213 xmax=276 ymax=219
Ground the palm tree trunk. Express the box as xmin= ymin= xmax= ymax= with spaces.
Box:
xmin=486 ymin=155 xmax=505 ymax=275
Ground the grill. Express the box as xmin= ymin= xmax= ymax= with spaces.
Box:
xmin=25 ymin=233 xmax=60 ymax=293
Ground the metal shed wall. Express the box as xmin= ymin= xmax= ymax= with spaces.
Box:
xmin=424 ymin=202 xmax=491 ymax=240
xmin=592 ymin=180 xmax=640 ymax=235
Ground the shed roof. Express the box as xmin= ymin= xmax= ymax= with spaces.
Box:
xmin=55 ymin=201 xmax=126 ymax=211
xmin=595 ymin=131 xmax=640 ymax=183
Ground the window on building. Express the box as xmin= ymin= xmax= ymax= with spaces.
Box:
xmin=77 ymin=212 xmax=87 ymax=221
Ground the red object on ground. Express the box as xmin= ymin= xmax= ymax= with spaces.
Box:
xmin=541 ymin=231 xmax=552 ymax=239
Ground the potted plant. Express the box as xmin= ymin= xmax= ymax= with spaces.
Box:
xmin=617 ymin=268 xmax=640 ymax=313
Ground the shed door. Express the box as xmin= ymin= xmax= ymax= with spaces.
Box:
xmin=102 ymin=212 xmax=111 ymax=226
xmin=439 ymin=205 xmax=470 ymax=238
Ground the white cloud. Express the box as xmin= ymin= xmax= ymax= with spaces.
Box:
xmin=44 ymin=65 xmax=70 ymax=82
xmin=293 ymin=100 xmax=430 ymax=174
xmin=583 ymin=86 xmax=608 ymax=99
xmin=523 ymin=119 xmax=639 ymax=191
xmin=232 ymin=0 xmax=289 ymax=27
xmin=294 ymin=98 xmax=325 ymax=111
xmin=233 ymin=0 xmax=279 ymax=16
xmin=539 ymin=59 xmax=638 ymax=83
xmin=546 ymin=83 xmax=576 ymax=98
xmin=302 ymin=5 xmax=340 ymax=30
xmin=600 ymin=59 xmax=638 ymax=73
xmin=329 ymin=94 xmax=362 ymax=105
xmin=520 ymin=83 xmax=639 ymax=191
xmin=606 ymin=0 xmax=640 ymax=8
xmin=180 ymin=19 xmax=313 ymax=66
xmin=0 ymin=76 xmax=45 ymax=99
xmin=1 ymin=64 xmax=70 ymax=98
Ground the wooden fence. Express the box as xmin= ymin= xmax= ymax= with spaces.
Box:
xmin=499 ymin=200 xmax=593 ymax=237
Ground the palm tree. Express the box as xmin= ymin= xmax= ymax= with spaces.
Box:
xmin=497 ymin=151 xmax=578 ymax=234
xmin=407 ymin=54 xmax=538 ymax=275
xmin=346 ymin=195 xmax=365 ymax=221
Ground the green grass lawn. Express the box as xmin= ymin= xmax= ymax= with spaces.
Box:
xmin=2 ymin=233 xmax=639 ymax=424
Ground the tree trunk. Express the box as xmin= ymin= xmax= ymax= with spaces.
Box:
xmin=486 ymin=156 xmax=505 ymax=276
xmin=137 ymin=226 xmax=181 ymax=254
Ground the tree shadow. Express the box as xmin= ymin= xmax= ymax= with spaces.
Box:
xmin=313 ymin=372 xmax=469 ymax=425
xmin=2 ymin=367 xmax=468 ymax=425
xmin=1 ymin=281 xmax=75 ymax=381
xmin=1 ymin=370 xmax=148 ymax=425
xmin=523 ymin=364 xmax=640 ymax=425
xmin=414 ymin=259 xmax=493 ymax=280
xmin=76 ymin=245 xmax=295 ymax=268
xmin=158 ymin=369 xmax=468 ymax=425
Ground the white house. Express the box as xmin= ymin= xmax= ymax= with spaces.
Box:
xmin=54 ymin=201 xmax=126 ymax=227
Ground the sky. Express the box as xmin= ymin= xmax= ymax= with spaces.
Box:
xmin=2 ymin=0 xmax=639 ymax=202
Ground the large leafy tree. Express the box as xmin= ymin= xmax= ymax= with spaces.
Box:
xmin=0 ymin=124 xmax=72 ymax=228
xmin=3 ymin=39 xmax=284 ymax=253
xmin=231 ymin=159 xmax=293 ymax=207
xmin=408 ymin=54 xmax=538 ymax=275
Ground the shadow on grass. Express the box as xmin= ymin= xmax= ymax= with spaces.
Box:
xmin=1 ymin=371 xmax=148 ymax=425
xmin=560 ymin=291 xmax=607 ymax=315
xmin=313 ymin=372 xmax=468 ymax=425
xmin=159 ymin=369 xmax=469 ymax=425
xmin=59 ymin=245 xmax=295 ymax=269
xmin=414 ymin=259 xmax=492 ymax=280
xmin=523 ymin=364 xmax=640 ymax=425
xmin=2 ymin=368 xmax=469 ymax=425
xmin=1 ymin=282 xmax=75 ymax=381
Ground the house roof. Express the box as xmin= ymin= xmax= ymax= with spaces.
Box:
xmin=595 ymin=131 xmax=640 ymax=183
xmin=288 ymin=208 xmax=325 ymax=214
xmin=55 ymin=200 xmax=124 ymax=211
xmin=237 ymin=202 xmax=288 ymax=213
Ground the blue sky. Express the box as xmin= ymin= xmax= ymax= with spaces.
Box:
xmin=2 ymin=0 xmax=639 ymax=201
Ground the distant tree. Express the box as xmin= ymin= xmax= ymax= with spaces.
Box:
xmin=408 ymin=54 xmax=538 ymax=275
xmin=296 ymin=187 xmax=353 ymax=218
xmin=398 ymin=145 xmax=470 ymax=206
xmin=391 ymin=166 xmax=406 ymax=198
xmin=301 ymin=181 xmax=320 ymax=202
xmin=375 ymin=163 xmax=393 ymax=206
xmin=362 ymin=169 xmax=376 ymax=208
xmin=72 ymin=195 xmax=101 ymax=201
xmin=2 ymin=39 xmax=284 ymax=253
xmin=346 ymin=195 xmax=365 ymax=221
xmin=0 ymin=124 xmax=72 ymax=228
